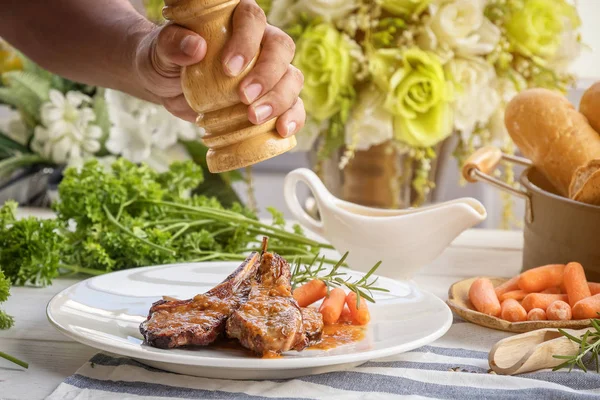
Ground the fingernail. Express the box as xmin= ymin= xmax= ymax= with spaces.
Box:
xmin=286 ymin=121 xmax=297 ymax=137
xmin=180 ymin=35 xmax=202 ymax=57
xmin=254 ymin=104 xmax=273 ymax=122
xmin=244 ymin=83 xmax=263 ymax=103
xmin=226 ymin=55 xmax=245 ymax=76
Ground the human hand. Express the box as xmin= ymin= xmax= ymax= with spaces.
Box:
xmin=134 ymin=0 xmax=305 ymax=138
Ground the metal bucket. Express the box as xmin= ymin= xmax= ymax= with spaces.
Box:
xmin=463 ymin=147 xmax=600 ymax=281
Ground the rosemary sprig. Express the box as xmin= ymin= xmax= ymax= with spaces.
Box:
xmin=553 ymin=318 xmax=600 ymax=372
xmin=0 ymin=351 xmax=28 ymax=369
xmin=291 ymin=252 xmax=390 ymax=307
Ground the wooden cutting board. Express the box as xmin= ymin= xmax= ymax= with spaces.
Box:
xmin=447 ymin=277 xmax=593 ymax=333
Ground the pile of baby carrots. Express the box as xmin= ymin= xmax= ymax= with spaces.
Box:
xmin=469 ymin=262 xmax=600 ymax=322
xmin=292 ymin=280 xmax=371 ymax=326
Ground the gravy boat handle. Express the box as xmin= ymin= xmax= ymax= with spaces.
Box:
xmin=284 ymin=169 xmax=328 ymax=237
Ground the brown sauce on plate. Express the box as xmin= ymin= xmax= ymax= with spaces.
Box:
xmin=307 ymin=323 xmax=365 ymax=350
xmin=212 ymin=323 xmax=365 ymax=357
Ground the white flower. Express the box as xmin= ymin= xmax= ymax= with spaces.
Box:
xmin=31 ymin=89 xmax=102 ymax=164
xmin=145 ymin=143 xmax=193 ymax=173
xmin=488 ymin=77 xmax=520 ymax=142
xmin=345 ymin=86 xmax=394 ymax=151
xmin=104 ymin=89 xmax=202 ymax=164
xmin=446 ymin=57 xmax=499 ymax=138
xmin=105 ymin=110 xmax=153 ymax=163
xmin=292 ymin=116 xmax=327 ymax=152
xmin=548 ymin=24 xmax=581 ymax=73
xmin=421 ymin=0 xmax=500 ymax=58
xmin=268 ymin=0 xmax=296 ymax=26
xmin=269 ymin=0 xmax=359 ymax=26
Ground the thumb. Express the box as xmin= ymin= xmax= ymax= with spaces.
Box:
xmin=154 ymin=24 xmax=207 ymax=73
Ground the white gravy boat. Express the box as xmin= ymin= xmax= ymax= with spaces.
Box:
xmin=284 ymin=168 xmax=487 ymax=281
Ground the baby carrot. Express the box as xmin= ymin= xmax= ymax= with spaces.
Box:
xmin=293 ymin=279 xmax=327 ymax=307
xmin=541 ymin=287 xmax=562 ymax=294
xmin=527 ymin=308 xmax=547 ymax=321
xmin=500 ymin=299 xmax=527 ymax=322
xmin=339 ymin=305 xmax=352 ymax=323
xmin=499 ymin=290 xmax=529 ymax=303
xmin=573 ymin=294 xmax=600 ymax=320
xmin=518 ymin=264 xmax=565 ymax=292
xmin=319 ymin=288 xmax=346 ymax=325
xmin=521 ymin=293 xmax=569 ymax=312
xmin=469 ymin=278 xmax=501 ymax=317
xmin=346 ymin=291 xmax=370 ymax=326
xmin=564 ymin=262 xmax=591 ymax=307
xmin=589 ymin=282 xmax=600 ymax=296
xmin=546 ymin=301 xmax=572 ymax=321
xmin=494 ymin=276 xmax=520 ymax=298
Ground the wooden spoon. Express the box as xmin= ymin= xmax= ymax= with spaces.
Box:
xmin=489 ymin=328 xmax=589 ymax=375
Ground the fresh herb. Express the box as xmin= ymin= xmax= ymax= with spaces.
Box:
xmin=553 ymin=319 xmax=600 ymax=372
xmin=0 ymin=159 xmax=332 ymax=287
xmin=0 ymin=269 xmax=28 ymax=369
xmin=291 ymin=252 xmax=390 ymax=307
xmin=0 ymin=270 xmax=13 ymax=330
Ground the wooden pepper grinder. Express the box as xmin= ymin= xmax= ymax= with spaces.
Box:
xmin=163 ymin=0 xmax=297 ymax=173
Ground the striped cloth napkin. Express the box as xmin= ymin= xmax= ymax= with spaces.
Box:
xmin=47 ymin=316 xmax=600 ymax=400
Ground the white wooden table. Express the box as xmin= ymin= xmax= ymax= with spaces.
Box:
xmin=0 ymin=210 xmax=524 ymax=400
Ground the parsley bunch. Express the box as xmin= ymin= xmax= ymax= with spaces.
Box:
xmin=0 ymin=269 xmax=28 ymax=368
xmin=0 ymin=159 xmax=332 ymax=287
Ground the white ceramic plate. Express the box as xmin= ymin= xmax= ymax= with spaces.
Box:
xmin=47 ymin=262 xmax=452 ymax=379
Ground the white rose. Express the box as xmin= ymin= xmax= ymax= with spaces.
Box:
xmin=446 ymin=57 xmax=499 ymax=137
xmin=269 ymin=0 xmax=359 ymax=26
xmin=487 ymin=77 xmax=520 ymax=142
xmin=292 ymin=116 xmax=327 ymax=152
xmin=548 ymin=26 xmax=581 ymax=73
xmin=422 ymin=0 xmax=500 ymax=57
xmin=345 ymin=86 xmax=394 ymax=151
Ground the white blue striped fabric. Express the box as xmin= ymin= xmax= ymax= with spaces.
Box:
xmin=47 ymin=318 xmax=600 ymax=400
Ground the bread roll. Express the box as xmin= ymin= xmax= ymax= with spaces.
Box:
xmin=580 ymin=82 xmax=600 ymax=133
xmin=504 ymin=88 xmax=600 ymax=197
xmin=574 ymin=83 xmax=600 ymax=204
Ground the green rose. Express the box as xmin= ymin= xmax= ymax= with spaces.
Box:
xmin=368 ymin=48 xmax=403 ymax=94
xmin=379 ymin=0 xmax=431 ymax=16
xmin=384 ymin=49 xmax=452 ymax=147
xmin=505 ymin=0 xmax=580 ymax=59
xmin=293 ymin=24 xmax=354 ymax=121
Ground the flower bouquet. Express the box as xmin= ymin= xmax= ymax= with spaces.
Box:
xmin=261 ymin=0 xmax=582 ymax=210
xmin=0 ymin=41 xmax=244 ymax=207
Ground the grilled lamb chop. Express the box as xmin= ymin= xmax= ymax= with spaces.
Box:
xmin=140 ymin=252 xmax=260 ymax=349
xmin=226 ymin=251 xmax=308 ymax=356
xmin=301 ymin=307 xmax=324 ymax=345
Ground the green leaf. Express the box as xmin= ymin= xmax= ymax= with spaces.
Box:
xmin=3 ymin=71 xmax=50 ymax=102
xmin=0 ymin=71 xmax=50 ymax=124
xmin=17 ymin=53 xmax=54 ymax=83
xmin=93 ymin=89 xmax=111 ymax=140
xmin=559 ymin=329 xmax=583 ymax=344
xmin=0 ymin=130 xmax=30 ymax=159
xmin=267 ymin=207 xmax=285 ymax=228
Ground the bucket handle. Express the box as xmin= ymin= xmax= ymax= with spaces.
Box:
xmin=462 ymin=146 xmax=534 ymax=223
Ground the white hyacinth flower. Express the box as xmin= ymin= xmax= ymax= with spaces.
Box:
xmin=104 ymin=89 xmax=202 ymax=166
xmin=32 ymin=89 xmax=102 ymax=164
